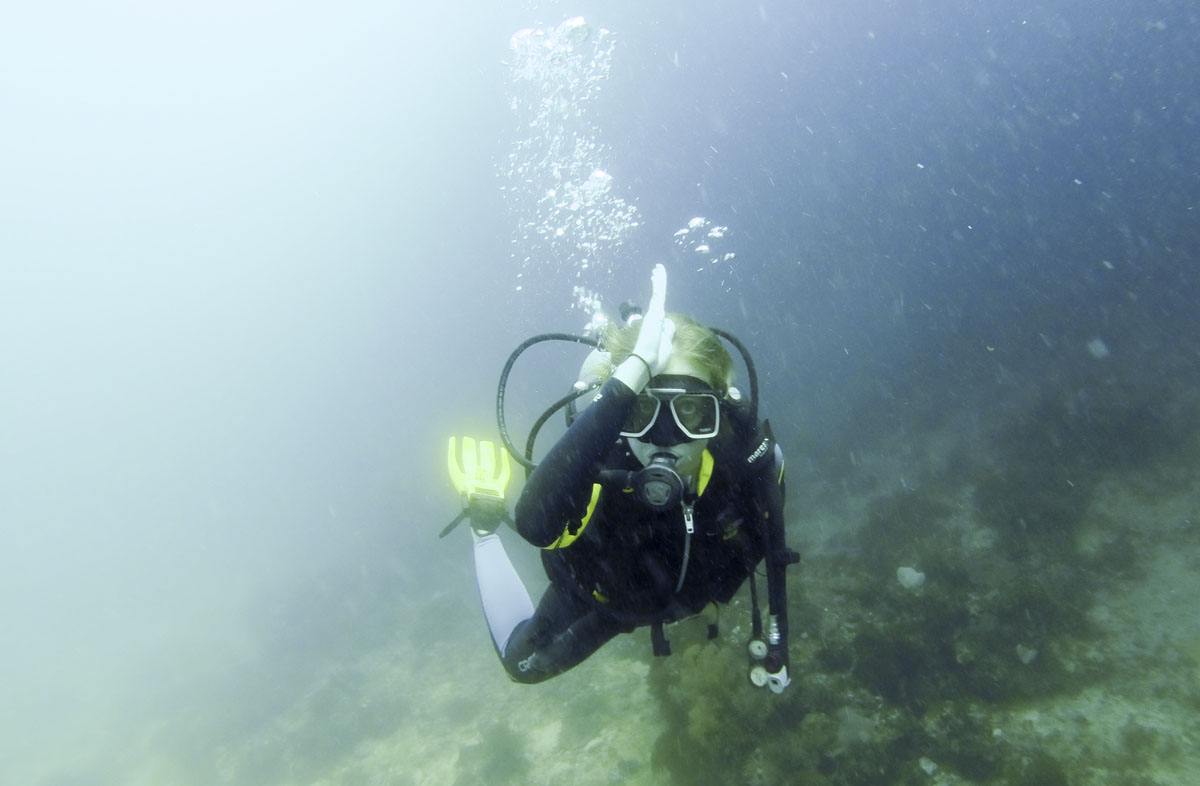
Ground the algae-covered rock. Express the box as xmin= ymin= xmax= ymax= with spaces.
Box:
xmin=452 ymin=722 xmax=530 ymax=786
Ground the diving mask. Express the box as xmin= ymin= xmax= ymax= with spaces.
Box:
xmin=620 ymin=375 xmax=721 ymax=443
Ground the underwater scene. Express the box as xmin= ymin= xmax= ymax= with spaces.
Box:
xmin=2 ymin=1 xmax=1198 ymax=785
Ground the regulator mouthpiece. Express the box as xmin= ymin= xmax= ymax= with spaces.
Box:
xmin=632 ymin=453 xmax=685 ymax=511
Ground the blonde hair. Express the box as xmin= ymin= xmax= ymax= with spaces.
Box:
xmin=603 ymin=313 xmax=733 ymax=393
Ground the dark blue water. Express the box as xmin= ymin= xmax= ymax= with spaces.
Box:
xmin=543 ymin=0 xmax=1200 ymax=460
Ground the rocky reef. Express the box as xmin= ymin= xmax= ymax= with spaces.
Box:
xmin=84 ymin=381 xmax=1200 ymax=786
xmin=643 ymin=384 xmax=1200 ymax=786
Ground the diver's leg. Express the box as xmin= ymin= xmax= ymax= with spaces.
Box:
xmin=472 ymin=532 xmax=535 ymax=656
xmin=500 ymin=583 xmax=625 ymax=684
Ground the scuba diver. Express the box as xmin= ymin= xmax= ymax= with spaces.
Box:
xmin=445 ymin=264 xmax=796 ymax=691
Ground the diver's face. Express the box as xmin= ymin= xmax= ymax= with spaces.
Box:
xmin=628 ymin=434 xmax=708 ymax=473
xmin=626 ymin=356 xmax=719 ymax=472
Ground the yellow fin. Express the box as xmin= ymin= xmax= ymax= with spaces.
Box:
xmin=447 ymin=436 xmax=511 ymax=501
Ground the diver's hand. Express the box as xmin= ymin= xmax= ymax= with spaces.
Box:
xmin=633 ymin=264 xmax=675 ymax=375
xmin=612 ymin=264 xmax=674 ymax=392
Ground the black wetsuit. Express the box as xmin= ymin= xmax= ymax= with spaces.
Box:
xmin=506 ymin=376 xmax=786 ymax=683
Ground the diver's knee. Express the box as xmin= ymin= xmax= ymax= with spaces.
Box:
xmin=503 ymin=651 xmax=556 ymax=684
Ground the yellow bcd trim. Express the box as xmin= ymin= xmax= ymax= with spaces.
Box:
xmin=544 ymin=483 xmax=602 ymax=549
xmin=696 ymin=448 xmax=714 ymax=496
